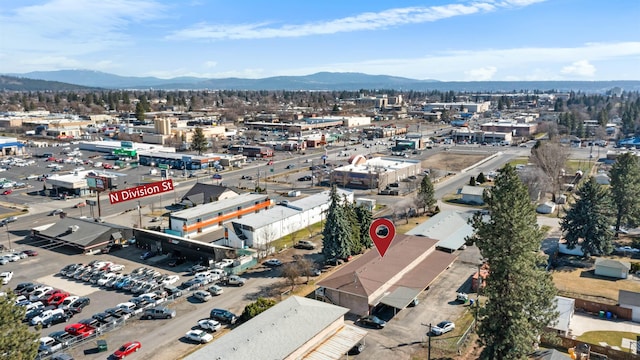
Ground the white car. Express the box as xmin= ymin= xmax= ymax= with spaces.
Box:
xmin=161 ymin=275 xmax=180 ymax=286
xmin=58 ymin=295 xmax=79 ymax=309
xmin=207 ymin=285 xmax=224 ymax=296
xmin=14 ymin=252 xmax=28 ymax=259
xmin=193 ymin=290 xmax=212 ymax=302
xmin=108 ymin=264 xmax=125 ymax=272
xmin=431 ymin=320 xmax=455 ymax=336
xmin=185 ymin=329 xmax=213 ymax=343
xmin=3 ymin=253 xmax=20 ymax=262
xmin=198 ymin=319 xmax=221 ymax=332
xmin=0 ymin=271 xmax=13 ymax=285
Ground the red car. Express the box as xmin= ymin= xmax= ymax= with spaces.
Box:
xmin=65 ymin=323 xmax=94 ymax=337
xmin=113 ymin=341 xmax=141 ymax=358
xmin=22 ymin=249 xmax=38 ymax=257
xmin=103 ymin=163 xmax=113 ymax=169
xmin=2 ymin=189 xmax=12 ymax=195
xmin=46 ymin=292 xmax=70 ymax=306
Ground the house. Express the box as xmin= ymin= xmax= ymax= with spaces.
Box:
xmin=317 ymin=234 xmax=457 ymax=315
xmin=594 ymin=173 xmax=610 ymax=185
xmin=460 ymin=185 xmax=485 ymax=205
xmin=179 ymin=183 xmax=239 ymax=207
xmin=406 ymin=210 xmax=476 ymax=253
xmin=619 ymin=290 xmax=640 ymax=322
xmin=530 ymin=349 xmax=572 ymax=360
xmin=594 ymin=258 xmax=630 ymax=279
xmin=547 ymin=296 xmax=575 ymax=336
xmin=536 ymin=202 xmax=556 ymax=214
xmin=182 ymin=296 xmax=367 ymax=360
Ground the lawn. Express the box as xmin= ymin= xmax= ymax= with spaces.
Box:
xmin=552 ymin=266 xmax=640 ymax=302
xmin=578 ymin=331 xmax=638 ymax=348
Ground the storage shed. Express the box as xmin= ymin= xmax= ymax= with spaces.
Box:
xmin=594 ymin=258 xmax=630 ymax=279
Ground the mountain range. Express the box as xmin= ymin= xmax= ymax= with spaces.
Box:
xmin=3 ymin=70 xmax=640 ymax=92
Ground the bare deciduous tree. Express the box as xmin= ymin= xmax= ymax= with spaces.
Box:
xmin=295 ymin=257 xmax=315 ymax=284
xmin=281 ymin=263 xmax=300 ymax=291
xmin=530 ymin=141 xmax=569 ymax=201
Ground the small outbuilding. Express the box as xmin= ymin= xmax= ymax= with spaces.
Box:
xmin=547 ymin=296 xmax=575 ymax=336
xmin=594 ymin=258 xmax=630 ymax=279
xmin=619 ymin=290 xmax=640 ymax=322
xmin=536 ymin=202 xmax=556 ymax=214
xmin=594 ymin=173 xmax=610 ymax=185
xmin=459 ymin=185 xmax=485 ymax=205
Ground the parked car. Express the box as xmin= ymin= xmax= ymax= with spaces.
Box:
xmin=141 ymin=306 xmax=176 ymax=320
xmin=22 ymin=249 xmax=38 ymax=257
xmin=0 ymin=271 xmax=13 ymax=285
xmin=263 ymin=259 xmax=283 ymax=267
xmin=49 ymin=209 xmax=63 ymax=216
xmin=113 ymin=341 xmax=141 ymax=359
xmin=185 ymin=329 xmax=213 ymax=344
xmin=192 ymin=290 xmax=212 ymax=302
xmin=188 ymin=264 xmax=208 ymax=275
xmin=2 ymin=189 xmax=12 ymax=195
xmin=41 ymin=312 xmax=71 ymax=328
xmin=294 ymin=240 xmax=316 ymax=250
xmin=297 ymin=175 xmax=312 ymax=181
xmin=207 ymin=285 xmax=224 ymax=296
xmin=431 ymin=320 xmax=455 ymax=336
xmin=198 ymin=319 xmax=221 ymax=332
xmin=209 ymin=308 xmax=237 ymax=324
xmin=222 ymin=275 xmax=246 ymax=287
xmin=140 ymin=251 xmax=157 ymax=260
xmin=161 ymin=274 xmax=180 ymax=286
xmin=358 ymin=315 xmax=386 ymax=329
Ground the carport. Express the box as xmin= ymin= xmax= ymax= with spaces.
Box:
xmin=376 ymin=287 xmax=422 ymax=315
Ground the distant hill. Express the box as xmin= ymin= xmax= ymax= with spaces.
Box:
xmin=0 ymin=75 xmax=95 ymax=91
xmin=4 ymin=70 xmax=640 ymax=92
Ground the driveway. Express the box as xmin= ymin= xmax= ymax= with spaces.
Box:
xmin=570 ymin=312 xmax=640 ymax=336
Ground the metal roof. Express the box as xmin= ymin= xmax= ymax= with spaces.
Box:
xmin=550 ymin=296 xmax=575 ymax=333
xmin=406 ymin=210 xmax=475 ymax=252
xmin=378 ymin=287 xmax=422 ymax=310
xmin=171 ymin=193 xmax=268 ymax=219
xmin=183 ymin=296 xmax=350 ymax=360
xmin=619 ymin=290 xmax=640 ymax=307
xmin=303 ymin=325 xmax=367 ymax=360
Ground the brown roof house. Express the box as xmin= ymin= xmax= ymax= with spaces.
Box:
xmin=316 ymin=234 xmax=457 ymax=316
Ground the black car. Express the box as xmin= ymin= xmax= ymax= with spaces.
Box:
xmin=209 ymin=308 xmax=238 ymax=324
xmin=140 ymin=251 xmax=157 ymax=260
xmin=348 ymin=342 xmax=365 ymax=355
xmin=67 ymin=297 xmax=90 ymax=314
xmin=24 ymin=305 xmax=56 ymax=323
xmin=297 ymin=175 xmax=312 ymax=181
xmin=78 ymin=317 xmax=102 ymax=329
xmin=188 ymin=264 xmax=207 ymax=275
xmin=358 ymin=315 xmax=386 ymax=329
xmin=14 ymin=282 xmax=35 ymax=293
xmin=41 ymin=312 xmax=70 ymax=328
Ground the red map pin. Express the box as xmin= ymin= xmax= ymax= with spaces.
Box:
xmin=369 ymin=218 xmax=396 ymax=258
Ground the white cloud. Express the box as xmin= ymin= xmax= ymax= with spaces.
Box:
xmin=560 ymin=60 xmax=596 ymax=77
xmin=203 ymin=61 xmax=218 ymax=69
xmin=465 ymin=66 xmax=497 ymax=81
xmin=167 ymin=0 xmax=546 ymax=40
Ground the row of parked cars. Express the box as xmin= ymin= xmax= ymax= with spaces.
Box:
xmin=13 ymin=282 xmax=89 ymax=329
xmin=0 ymin=248 xmax=37 ymax=264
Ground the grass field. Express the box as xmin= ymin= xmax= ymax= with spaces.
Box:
xmin=553 ymin=266 xmax=640 ymax=302
xmin=578 ymin=331 xmax=638 ymax=348
xmin=421 ymin=152 xmax=488 ymax=172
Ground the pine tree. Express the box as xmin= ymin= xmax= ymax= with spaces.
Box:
xmin=135 ymin=102 xmax=145 ymax=121
xmin=0 ymin=293 xmax=39 ymax=359
xmin=468 ymin=165 xmax=557 ymax=360
xmin=322 ymin=186 xmax=351 ymax=260
xmin=414 ymin=175 xmax=436 ymax=214
xmin=610 ymin=152 xmax=640 ymax=231
xmin=469 ymin=176 xmax=477 ymax=186
xmin=342 ymin=195 xmax=361 ymax=255
xmin=561 ymin=177 xmax=614 ymax=257
xmin=476 ymin=172 xmax=487 ymax=184
xmin=191 ymin=127 xmax=209 ymax=155
xmin=355 ymin=205 xmax=373 ymax=249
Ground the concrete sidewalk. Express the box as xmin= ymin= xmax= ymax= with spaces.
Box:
xmin=570 ymin=312 xmax=640 ymax=336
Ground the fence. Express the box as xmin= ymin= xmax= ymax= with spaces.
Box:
xmin=573 ymin=297 xmax=632 ymax=320
xmin=542 ymin=335 xmax=640 ymax=360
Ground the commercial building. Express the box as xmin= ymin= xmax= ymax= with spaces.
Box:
xmin=168 ymin=193 xmax=273 ymax=238
xmin=0 ymin=136 xmax=25 ymax=156
xmin=316 ymin=234 xmax=457 ymax=315
xmin=31 ymin=217 xmax=134 ymax=253
xmin=329 ymin=156 xmax=421 ymax=190
xmin=480 ymin=121 xmax=538 ymax=137
xmin=227 ymin=189 xmax=353 ymax=250
xmin=183 ymin=296 xmax=367 ymax=360
xmin=406 ymin=210 xmax=475 ymax=252
xmin=422 ymin=102 xmax=491 ymax=113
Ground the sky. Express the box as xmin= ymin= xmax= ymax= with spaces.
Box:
xmin=1 ymin=0 xmax=639 ymax=81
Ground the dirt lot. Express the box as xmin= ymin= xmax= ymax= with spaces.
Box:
xmin=421 ymin=152 xmax=488 ymax=172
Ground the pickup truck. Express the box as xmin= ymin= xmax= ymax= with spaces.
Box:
xmin=222 ymin=275 xmax=246 ymax=287
xmin=39 ymin=336 xmax=63 ymax=355
xmin=141 ymin=306 xmax=176 ymax=320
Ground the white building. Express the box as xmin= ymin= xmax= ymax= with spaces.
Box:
xmin=226 ymin=189 xmax=353 ymax=250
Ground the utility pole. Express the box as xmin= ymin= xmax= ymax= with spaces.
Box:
xmin=428 ymin=323 xmax=432 ymax=360
xmin=6 ymin=221 xmax=11 ymax=251
xmin=137 ymin=200 xmax=142 ymax=229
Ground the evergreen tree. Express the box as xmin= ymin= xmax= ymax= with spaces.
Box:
xmin=468 ymin=165 xmax=557 ymax=360
xmin=610 ymin=152 xmax=640 ymax=231
xmin=342 ymin=196 xmax=361 ymax=255
xmin=191 ymin=127 xmax=208 ymax=155
xmin=135 ymin=102 xmax=145 ymax=121
xmin=0 ymin=293 xmax=39 ymax=359
xmin=322 ymin=186 xmax=351 ymax=260
xmin=476 ymin=172 xmax=487 ymax=184
xmin=414 ymin=175 xmax=436 ymax=214
xmin=469 ymin=176 xmax=477 ymax=186
xmin=561 ymin=177 xmax=614 ymax=257
xmin=239 ymin=297 xmax=276 ymax=322
xmin=355 ymin=205 xmax=373 ymax=249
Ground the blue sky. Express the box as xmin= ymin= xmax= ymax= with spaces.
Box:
xmin=1 ymin=0 xmax=639 ymax=81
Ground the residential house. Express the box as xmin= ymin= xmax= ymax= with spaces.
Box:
xmin=594 ymin=258 xmax=630 ymax=279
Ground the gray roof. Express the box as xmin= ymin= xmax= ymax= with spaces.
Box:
xmin=183 ymin=296 xmax=349 ymax=360
xmin=460 ymin=185 xmax=485 ymax=196
xmin=172 ymin=193 xmax=268 ymax=219
xmin=595 ymin=258 xmax=631 ymax=270
xmin=549 ymin=296 xmax=575 ymax=332
xmin=379 ymin=287 xmax=422 ymax=309
xmin=530 ymin=349 xmax=571 ymax=360
xmin=619 ymin=290 xmax=640 ymax=307
xmin=34 ymin=217 xmax=122 ymax=248
xmin=286 ymin=188 xmax=352 ymax=211
xmin=406 ymin=210 xmax=474 ymax=251
xmin=181 ymin=183 xmax=238 ymax=206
